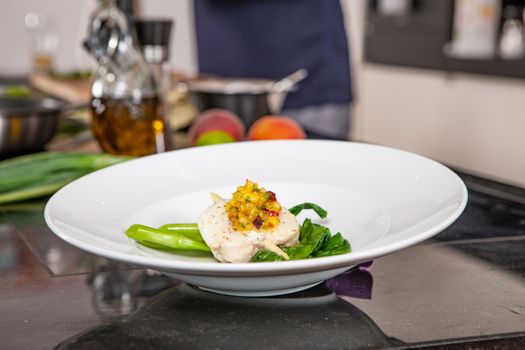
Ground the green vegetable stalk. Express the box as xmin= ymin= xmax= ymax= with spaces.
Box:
xmin=0 ymin=152 xmax=131 ymax=205
xmin=125 ymin=224 xmax=211 ymax=253
xmin=158 ymin=223 xmax=204 ymax=243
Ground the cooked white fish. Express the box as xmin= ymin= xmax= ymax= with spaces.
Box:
xmin=197 ymin=199 xmax=299 ymax=263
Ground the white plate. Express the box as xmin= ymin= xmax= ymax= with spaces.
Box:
xmin=45 ymin=140 xmax=467 ymax=297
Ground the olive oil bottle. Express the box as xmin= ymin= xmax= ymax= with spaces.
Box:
xmin=84 ymin=0 xmax=172 ymax=156
xmin=90 ymin=96 xmax=168 ymax=156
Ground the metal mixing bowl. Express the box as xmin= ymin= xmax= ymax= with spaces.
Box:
xmin=0 ymin=97 xmax=66 ymax=158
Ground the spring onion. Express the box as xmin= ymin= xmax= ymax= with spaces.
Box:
xmin=0 ymin=152 xmax=131 ymax=205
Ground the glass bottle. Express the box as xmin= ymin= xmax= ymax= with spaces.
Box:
xmin=499 ymin=6 xmax=524 ymax=59
xmin=134 ymin=19 xmax=173 ymax=134
xmin=83 ymin=0 xmax=172 ymax=156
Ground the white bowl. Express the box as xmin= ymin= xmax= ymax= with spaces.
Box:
xmin=45 ymin=140 xmax=467 ymax=296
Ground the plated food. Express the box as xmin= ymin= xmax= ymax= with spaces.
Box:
xmin=44 ymin=140 xmax=467 ymax=296
xmin=125 ymin=180 xmax=351 ymax=263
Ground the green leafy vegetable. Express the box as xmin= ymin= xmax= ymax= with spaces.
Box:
xmin=251 ymin=250 xmax=283 ymax=262
xmin=288 ymin=202 xmax=328 ymax=218
xmin=251 ymin=219 xmax=351 ymax=262
xmin=312 ymin=232 xmax=351 ymax=257
xmin=285 ymin=219 xmax=328 ymax=259
xmin=4 ymin=85 xmax=31 ymax=98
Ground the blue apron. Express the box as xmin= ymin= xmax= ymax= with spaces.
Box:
xmin=194 ymin=0 xmax=353 ymax=110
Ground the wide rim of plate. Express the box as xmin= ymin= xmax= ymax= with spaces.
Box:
xmin=44 ymin=140 xmax=468 ymax=276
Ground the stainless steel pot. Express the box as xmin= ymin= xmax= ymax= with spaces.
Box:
xmin=0 ymin=97 xmax=77 ymax=158
xmin=183 ymin=69 xmax=307 ymax=127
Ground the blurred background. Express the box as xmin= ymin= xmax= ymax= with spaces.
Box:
xmin=0 ymin=0 xmax=524 ymax=188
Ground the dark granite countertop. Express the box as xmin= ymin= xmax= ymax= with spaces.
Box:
xmin=1 ymin=171 xmax=524 ymax=349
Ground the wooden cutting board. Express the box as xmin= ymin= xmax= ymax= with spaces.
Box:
xmin=30 ymin=74 xmax=92 ymax=103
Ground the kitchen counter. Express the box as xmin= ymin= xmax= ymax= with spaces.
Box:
xmin=1 ymin=169 xmax=525 ymax=349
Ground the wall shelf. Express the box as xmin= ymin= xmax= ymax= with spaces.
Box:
xmin=365 ymin=0 xmax=525 ymax=80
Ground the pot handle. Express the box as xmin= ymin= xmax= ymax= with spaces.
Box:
xmin=272 ymin=69 xmax=308 ymax=93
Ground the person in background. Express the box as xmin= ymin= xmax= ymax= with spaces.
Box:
xmin=193 ymin=0 xmax=353 ymax=140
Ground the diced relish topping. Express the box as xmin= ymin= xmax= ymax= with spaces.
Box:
xmin=225 ymin=180 xmax=281 ymax=232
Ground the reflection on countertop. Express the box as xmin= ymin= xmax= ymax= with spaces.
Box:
xmin=56 ymin=283 xmax=398 ymax=350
